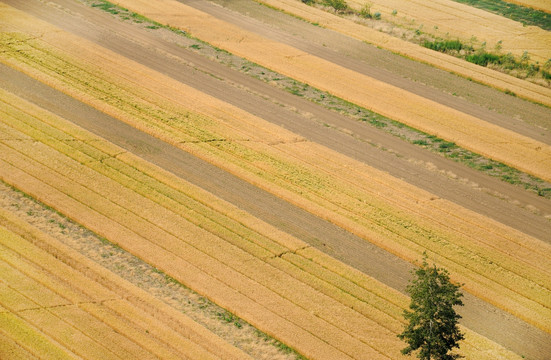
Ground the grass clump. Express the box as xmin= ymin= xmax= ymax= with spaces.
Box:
xmin=423 ymin=39 xmax=468 ymax=53
xmin=423 ymin=38 xmax=549 ymax=82
xmin=323 ymin=0 xmax=349 ymax=13
xmin=359 ymin=2 xmax=372 ymax=18
xmin=91 ymin=2 xmax=120 ymax=14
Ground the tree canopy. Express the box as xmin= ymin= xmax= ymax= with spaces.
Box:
xmin=398 ymin=256 xmax=464 ymax=360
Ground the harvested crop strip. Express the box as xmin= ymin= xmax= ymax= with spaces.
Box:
xmin=108 ymin=0 xmax=551 ymax=182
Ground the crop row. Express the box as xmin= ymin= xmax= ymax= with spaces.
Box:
xmin=0 ymin=84 xmax=523 ymax=359
xmin=0 ymin=208 xmax=251 ymax=360
xmin=1 ymin=16 xmax=550 ymax=334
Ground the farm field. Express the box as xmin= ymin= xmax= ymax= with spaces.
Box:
xmin=108 ymin=0 xmax=551 ymax=182
xmin=0 ymin=207 xmax=253 ymax=360
xmin=1 ymin=0 xmax=551 ymax=359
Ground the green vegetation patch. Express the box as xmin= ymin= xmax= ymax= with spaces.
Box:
xmin=422 ymin=39 xmax=469 ymax=53
xmin=451 ymin=0 xmax=551 ymax=31
xmin=422 ymin=38 xmax=549 ymax=81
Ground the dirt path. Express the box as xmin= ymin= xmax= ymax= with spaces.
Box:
xmin=2 ymin=0 xmax=551 ymax=358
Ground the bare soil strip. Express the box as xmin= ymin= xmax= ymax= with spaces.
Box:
xmin=110 ymin=0 xmax=551 ymax=183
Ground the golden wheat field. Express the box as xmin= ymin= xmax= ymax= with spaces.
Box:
xmin=1 ymin=0 xmax=550 ymax=359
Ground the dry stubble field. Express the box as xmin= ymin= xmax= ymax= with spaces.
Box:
xmin=1 ymin=0 xmax=551 ymax=359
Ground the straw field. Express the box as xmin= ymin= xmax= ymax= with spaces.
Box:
xmin=1 ymin=1 xmax=549 ymax=359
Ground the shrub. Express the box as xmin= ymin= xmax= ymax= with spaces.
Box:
xmin=359 ymin=2 xmax=372 ymax=18
xmin=422 ymin=40 xmax=465 ymax=53
xmin=373 ymin=11 xmax=381 ymax=20
xmin=466 ymin=52 xmax=501 ymax=66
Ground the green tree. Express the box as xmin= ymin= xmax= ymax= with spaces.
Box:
xmin=398 ymin=256 xmax=464 ymax=360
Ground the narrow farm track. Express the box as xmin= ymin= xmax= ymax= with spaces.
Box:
xmin=1 ymin=1 xmax=551 ymax=359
